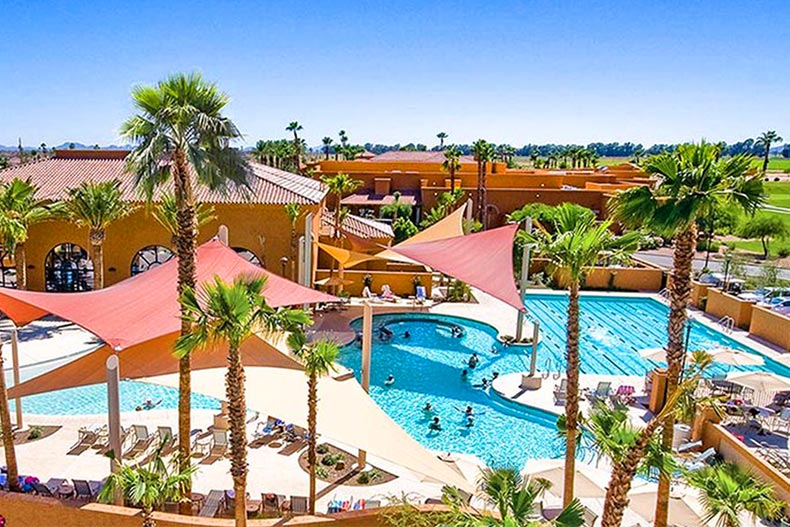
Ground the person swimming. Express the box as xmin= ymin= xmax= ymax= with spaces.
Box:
xmin=492 ymin=372 xmax=500 ymax=380
xmin=403 ymin=331 xmax=411 ymax=339
xmin=468 ymin=353 xmax=479 ymax=369
xmin=423 ymin=402 xmax=433 ymax=413
xmin=429 ymin=416 xmax=442 ymax=431
xmin=385 ymin=374 xmax=395 ymax=386
xmin=464 ymin=405 xmax=474 ymax=416
xmin=465 ymin=415 xmax=475 ymax=427
xmin=461 ymin=369 xmax=469 ymax=380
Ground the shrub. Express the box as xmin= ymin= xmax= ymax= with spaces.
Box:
xmin=447 ymin=279 xmax=472 ymax=302
xmin=357 ymin=472 xmax=370 ymax=484
xmin=316 ymin=443 xmax=330 ymax=455
xmin=778 ymin=247 xmax=790 ymax=258
xmin=696 ymin=239 xmax=721 ymax=253
xmin=27 ymin=426 xmax=43 ymax=440
xmin=315 ymin=466 xmax=329 ymax=480
xmin=321 ymin=452 xmax=345 ymax=466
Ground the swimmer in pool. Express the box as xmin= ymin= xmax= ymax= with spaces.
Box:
xmin=404 ymin=331 xmax=410 ymax=339
xmin=423 ymin=402 xmax=433 ymax=412
xmin=464 ymin=405 xmax=474 ymax=416
xmin=465 ymin=415 xmax=475 ymax=427
xmin=492 ymin=372 xmax=500 ymax=380
xmin=468 ymin=353 xmax=479 ymax=369
xmin=461 ymin=369 xmax=469 ymax=380
xmin=385 ymin=374 xmax=395 ymax=386
xmin=429 ymin=416 xmax=442 ymax=431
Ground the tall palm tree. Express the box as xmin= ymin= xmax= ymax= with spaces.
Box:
xmin=338 ymin=130 xmax=348 ymax=148
xmin=525 ymin=204 xmax=640 ymax=507
xmin=284 ymin=203 xmax=301 ymax=280
xmin=63 ymin=179 xmax=136 ymax=289
xmin=151 ymin=192 xmax=216 ymax=248
xmin=286 ymin=121 xmax=303 ymax=173
xmin=0 ymin=178 xmax=58 ymax=290
xmin=0 ymin=343 xmax=20 ymax=492
xmin=297 ymin=339 xmax=339 ymax=514
xmin=442 ymin=145 xmax=462 ymax=190
xmin=686 ymin=463 xmax=783 ymax=527
xmin=471 ymin=139 xmax=496 ymax=228
xmin=755 ymin=130 xmax=783 ymax=174
xmin=444 ymin=467 xmax=585 ymax=527
xmin=121 ymin=72 xmax=250 ymax=510
xmin=98 ymin=442 xmax=196 ymax=527
xmin=436 ymin=132 xmax=448 ymax=149
xmin=610 ymin=141 xmax=763 ymax=527
xmin=320 ymin=173 xmax=361 ymax=239
xmin=321 ymin=137 xmax=333 ymax=160
xmin=176 ymin=275 xmax=310 ymax=527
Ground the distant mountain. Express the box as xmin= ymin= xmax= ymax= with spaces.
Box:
xmin=0 ymin=142 xmax=133 ymax=151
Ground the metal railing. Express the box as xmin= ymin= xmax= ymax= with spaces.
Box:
xmin=717 ymin=315 xmax=735 ymax=334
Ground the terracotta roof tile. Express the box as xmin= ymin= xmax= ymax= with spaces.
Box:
xmin=321 ymin=210 xmax=393 ymax=239
xmin=370 ymin=151 xmax=476 ymax=164
xmin=0 ymin=150 xmax=327 ymax=205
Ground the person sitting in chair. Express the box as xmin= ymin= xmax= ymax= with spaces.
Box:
xmin=380 ymin=284 xmax=399 ymax=302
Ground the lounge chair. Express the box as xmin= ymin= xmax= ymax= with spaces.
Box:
xmin=587 ymin=381 xmax=612 ymax=403
xmin=123 ymin=425 xmax=154 ymax=458
xmin=553 ymin=379 xmax=568 ymax=405
xmin=681 ymin=447 xmax=717 ymax=470
xmin=68 ymin=425 xmax=103 ymax=455
xmin=33 ymin=482 xmax=55 ymax=497
xmin=196 ymin=430 xmax=228 ymax=463
xmin=261 ymin=493 xmax=281 ymax=517
xmin=611 ymin=385 xmax=636 ymax=406
xmin=582 ymin=505 xmax=598 ymax=526
xmin=365 ymin=499 xmax=381 ymax=509
xmin=674 ymin=440 xmax=702 ymax=454
xmin=156 ymin=426 xmax=177 ymax=454
xmin=198 ymin=489 xmax=224 ymax=517
xmin=73 ymin=479 xmax=94 ymax=501
xmin=290 ymin=495 xmax=308 ymax=516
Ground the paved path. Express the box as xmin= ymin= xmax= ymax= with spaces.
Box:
xmin=636 ymin=250 xmax=790 ymax=280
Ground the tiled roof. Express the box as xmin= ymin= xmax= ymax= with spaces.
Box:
xmin=341 ymin=190 xmax=419 ymax=206
xmin=370 ymin=151 xmax=476 ymax=164
xmin=0 ymin=150 xmax=327 ymax=205
xmin=321 ymin=209 xmax=394 ymax=239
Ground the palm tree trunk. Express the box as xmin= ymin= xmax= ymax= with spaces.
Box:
xmin=600 ymin=418 xmax=664 ymax=527
xmin=563 ymin=280 xmax=581 ymax=507
xmin=0 ymin=345 xmax=20 ymax=492
xmin=290 ymin=225 xmax=298 ymax=281
xmin=654 ymin=223 xmax=696 ymax=527
xmin=142 ymin=507 xmax=157 ymax=527
xmin=14 ymin=243 xmax=26 ymax=290
xmin=308 ymin=374 xmax=318 ymax=515
xmin=92 ymin=241 xmax=104 ymax=289
xmin=173 ymin=148 xmax=197 ymax=514
xmin=449 ymin=166 xmax=456 ymax=191
xmin=226 ymin=342 xmax=248 ymax=527
xmin=763 ymin=146 xmax=770 ymax=174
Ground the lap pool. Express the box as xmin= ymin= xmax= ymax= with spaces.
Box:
xmin=337 ymin=294 xmax=790 ymax=468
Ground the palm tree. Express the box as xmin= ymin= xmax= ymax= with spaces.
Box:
xmin=610 ymin=142 xmax=763 ymax=527
xmin=98 ymin=442 xmax=197 ymax=527
xmin=0 ymin=178 xmax=58 ymax=290
xmin=286 ymin=121 xmax=303 ymax=173
xmin=755 ymin=130 xmax=783 ymax=174
xmin=176 ymin=275 xmax=310 ymax=527
xmin=321 ymin=137 xmax=333 ymax=160
xmin=0 ymin=343 xmax=20 ymax=492
xmin=442 ymin=145 xmax=462 ymax=190
xmin=297 ymin=339 xmax=339 ymax=514
xmin=320 ymin=173 xmax=361 ymax=239
xmin=63 ymin=179 xmax=136 ymax=289
xmin=284 ymin=203 xmax=301 ymax=280
xmin=471 ymin=139 xmax=496 ymax=228
xmin=338 ymin=130 xmax=348 ymax=148
xmin=121 ymin=72 xmax=250 ymax=510
xmin=686 ymin=463 xmax=783 ymax=527
xmin=436 ymin=132 xmax=448 ymax=149
xmin=444 ymin=467 xmax=585 ymax=527
xmin=151 ymin=192 xmax=216 ymax=248
xmin=525 ymin=204 xmax=640 ymax=507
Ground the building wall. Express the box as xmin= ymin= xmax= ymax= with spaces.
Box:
xmin=21 ymin=202 xmax=322 ymax=291
xmin=749 ymin=305 xmax=790 ymax=352
xmin=704 ymin=289 xmax=755 ymax=330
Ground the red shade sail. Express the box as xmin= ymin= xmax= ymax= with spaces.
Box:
xmin=0 ymin=239 xmax=336 ymax=351
xmin=388 ymin=223 xmax=525 ymax=312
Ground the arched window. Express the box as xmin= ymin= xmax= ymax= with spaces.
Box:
xmin=131 ymin=245 xmax=174 ymax=275
xmin=233 ymin=247 xmax=262 ymax=267
xmin=45 ymin=243 xmax=93 ymax=292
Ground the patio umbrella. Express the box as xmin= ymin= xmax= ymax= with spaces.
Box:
xmin=727 ymin=371 xmax=790 ymax=394
xmin=315 ymin=276 xmax=353 ymax=287
xmin=638 ymin=347 xmax=667 ymax=362
xmin=707 ymin=347 xmax=764 ymax=367
xmin=628 ymin=488 xmax=705 ymax=527
xmin=525 ymin=464 xmax=607 ymax=498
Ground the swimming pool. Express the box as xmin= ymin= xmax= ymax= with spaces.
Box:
xmin=524 ymin=293 xmax=790 ymax=378
xmin=337 ymin=294 xmax=790 ymax=468
xmin=338 ymin=314 xmax=566 ymax=468
xmin=9 ymin=380 xmax=221 ymax=416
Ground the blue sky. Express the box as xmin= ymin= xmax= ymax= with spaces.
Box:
xmin=2 ymin=0 xmax=788 ymax=148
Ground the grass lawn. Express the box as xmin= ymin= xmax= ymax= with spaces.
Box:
xmin=764 ymin=181 xmax=790 ymax=208
xmin=752 ymin=157 xmax=790 ymax=172
xmin=727 ymin=209 xmax=790 ymax=257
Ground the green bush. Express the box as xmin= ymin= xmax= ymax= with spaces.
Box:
xmin=27 ymin=426 xmax=43 ymax=440
xmin=696 ymin=239 xmax=721 ymax=253
xmin=321 ymin=452 xmax=345 ymax=466
xmin=356 ymin=472 xmax=370 ymax=484
xmin=315 ymin=466 xmax=329 ymax=480
xmin=778 ymin=247 xmax=790 ymax=258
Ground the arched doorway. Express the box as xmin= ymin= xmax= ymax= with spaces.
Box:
xmin=131 ymin=245 xmax=174 ymax=275
xmin=45 ymin=243 xmax=93 ymax=292
xmin=233 ymin=247 xmax=262 ymax=267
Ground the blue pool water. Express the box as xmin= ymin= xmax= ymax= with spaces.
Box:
xmin=525 ymin=293 xmax=790 ymax=378
xmin=337 ymin=294 xmax=790 ymax=468
xmin=10 ymin=380 xmax=221 ymax=415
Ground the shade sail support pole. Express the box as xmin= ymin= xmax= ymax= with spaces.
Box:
xmin=515 ymin=218 xmax=532 ymax=342
xmin=106 ymin=354 xmax=123 ymax=506
xmin=529 ymin=320 xmax=540 ymax=377
xmin=358 ymin=301 xmax=374 ymax=468
xmin=303 ymin=212 xmax=313 ymax=288
xmin=10 ymin=324 xmax=22 ymax=428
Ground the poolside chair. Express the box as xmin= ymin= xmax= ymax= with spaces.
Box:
xmin=123 ymin=425 xmax=154 ymax=458
xmin=674 ymin=439 xmax=702 ymax=454
xmin=73 ymin=479 xmax=94 ymax=501
xmin=290 ymin=495 xmax=308 ymax=516
xmin=582 ymin=505 xmax=598 ymax=526
xmin=553 ymin=379 xmax=567 ymax=405
xmin=68 ymin=426 xmax=102 ymax=455
xmin=365 ymin=499 xmax=381 ymax=509
xmin=680 ymin=447 xmax=717 ymax=471
xmin=587 ymin=381 xmax=612 ymax=403
xmin=199 ymin=489 xmax=224 ymax=517
xmin=156 ymin=426 xmax=177 ymax=455
xmin=611 ymin=385 xmax=636 ymax=406
xmin=198 ymin=430 xmax=228 ymax=463
xmin=33 ymin=482 xmax=55 ymax=498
